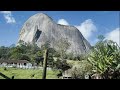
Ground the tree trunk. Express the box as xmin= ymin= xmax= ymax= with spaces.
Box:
xmin=42 ymin=49 xmax=48 ymax=79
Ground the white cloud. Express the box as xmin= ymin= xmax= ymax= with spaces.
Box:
xmin=75 ymin=19 xmax=97 ymax=41
xmin=57 ymin=18 xmax=97 ymax=45
xmin=105 ymin=28 xmax=120 ymax=46
xmin=0 ymin=11 xmax=16 ymax=24
xmin=57 ymin=19 xmax=69 ymax=25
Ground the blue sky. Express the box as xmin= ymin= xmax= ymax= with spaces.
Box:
xmin=0 ymin=11 xmax=119 ymax=47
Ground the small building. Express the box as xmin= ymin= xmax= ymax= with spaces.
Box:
xmin=0 ymin=60 xmax=32 ymax=69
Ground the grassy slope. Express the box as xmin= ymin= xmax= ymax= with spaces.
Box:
xmin=0 ymin=68 xmax=59 ymax=79
xmin=0 ymin=60 xmax=81 ymax=79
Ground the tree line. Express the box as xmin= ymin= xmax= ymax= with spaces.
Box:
xmin=0 ymin=35 xmax=120 ymax=79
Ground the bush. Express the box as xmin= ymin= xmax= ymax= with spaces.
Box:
xmin=19 ymin=54 xmax=30 ymax=61
xmin=70 ymin=60 xmax=92 ymax=79
xmin=88 ymin=39 xmax=120 ymax=79
xmin=53 ymin=59 xmax=71 ymax=72
xmin=4 ymin=67 xmax=7 ymax=71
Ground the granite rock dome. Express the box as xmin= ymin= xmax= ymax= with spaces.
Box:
xmin=17 ymin=13 xmax=91 ymax=56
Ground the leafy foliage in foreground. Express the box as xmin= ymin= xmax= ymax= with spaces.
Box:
xmin=88 ymin=36 xmax=120 ymax=79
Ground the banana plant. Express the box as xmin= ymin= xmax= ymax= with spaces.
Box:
xmin=88 ymin=39 xmax=120 ymax=75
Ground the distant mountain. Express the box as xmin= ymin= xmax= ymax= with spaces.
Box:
xmin=17 ymin=13 xmax=91 ymax=56
xmin=9 ymin=44 xmax=15 ymax=48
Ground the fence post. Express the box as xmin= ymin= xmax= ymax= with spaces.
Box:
xmin=42 ymin=49 xmax=48 ymax=79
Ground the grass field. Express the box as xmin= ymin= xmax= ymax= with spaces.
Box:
xmin=0 ymin=67 xmax=59 ymax=79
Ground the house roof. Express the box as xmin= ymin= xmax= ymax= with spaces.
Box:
xmin=0 ymin=60 xmax=29 ymax=64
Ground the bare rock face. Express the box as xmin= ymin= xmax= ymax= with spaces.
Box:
xmin=17 ymin=13 xmax=91 ymax=56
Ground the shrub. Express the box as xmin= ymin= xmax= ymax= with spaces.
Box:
xmin=70 ymin=60 xmax=93 ymax=79
xmin=88 ymin=39 xmax=120 ymax=79
xmin=4 ymin=67 xmax=7 ymax=71
xmin=53 ymin=59 xmax=71 ymax=72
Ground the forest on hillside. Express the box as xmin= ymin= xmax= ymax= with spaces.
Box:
xmin=0 ymin=35 xmax=120 ymax=79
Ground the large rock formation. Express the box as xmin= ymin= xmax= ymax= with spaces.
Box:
xmin=17 ymin=13 xmax=91 ymax=56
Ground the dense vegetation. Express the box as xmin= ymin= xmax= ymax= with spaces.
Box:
xmin=0 ymin=35 xmax=120 ymax=79
xmin=0 ymin=40 xmax=72 ymax=79
xmin=67 ymin=35 xmax=120 ymax=79
xmin=88 ymin=36 xmax=120 ymax=79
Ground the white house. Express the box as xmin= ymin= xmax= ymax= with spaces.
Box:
xmin=0 ymin=60 xmax=32 ymax=69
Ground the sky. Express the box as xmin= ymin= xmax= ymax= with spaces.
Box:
xmin=0 ymin=11 xmax=119 ymax=47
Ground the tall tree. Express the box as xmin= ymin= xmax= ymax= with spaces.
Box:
xmin=55 ymin=38 xmax=70 ymax=59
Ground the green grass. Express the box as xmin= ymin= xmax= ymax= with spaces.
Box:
xmin=67 ymin=60 xmax=81 ymax=65
xmin=0 ymin=67 xmax=59 ymax=79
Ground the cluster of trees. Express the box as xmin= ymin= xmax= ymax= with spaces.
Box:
xmin=1 ymin=35 xmax=119 ymax=79
xmin=0 ymin=39 xmax=71 ymax=69
xmin=0 ymin=43 xmax=41 ymax=63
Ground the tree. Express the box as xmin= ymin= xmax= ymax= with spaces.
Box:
xmin=19 ymin=54 xmax=30 ymax=61
xmin=67 ymin=53 xmax=74 ymax=60
xmin=0 ymin=46 xmax=10 ymax=59
xmin=34 ymin=50 xmax=44 ymax=66
xmin=41 ymin=41 xmax=55 ymax=67
xmin=41 ymin=41 xmax=51 ymax=50
xmin=41 ymin=40 xmax=71 ymax=77
xmin=55 ymin=38 xmax=71 ymax=59
xmin=53 ymin=59 xmax=71 ymax=73
xmin=9 ymin=46 xmax=24 ymax=54
xmin=47 ymin=48 xmax=58 ymax=68
xmin=10 ymin=53 xmax=22 ymax=60
xmin=97 ymin=35 xmax=105 ymax=41
xmin=18 ymin=40 xmax=27 ymax=46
